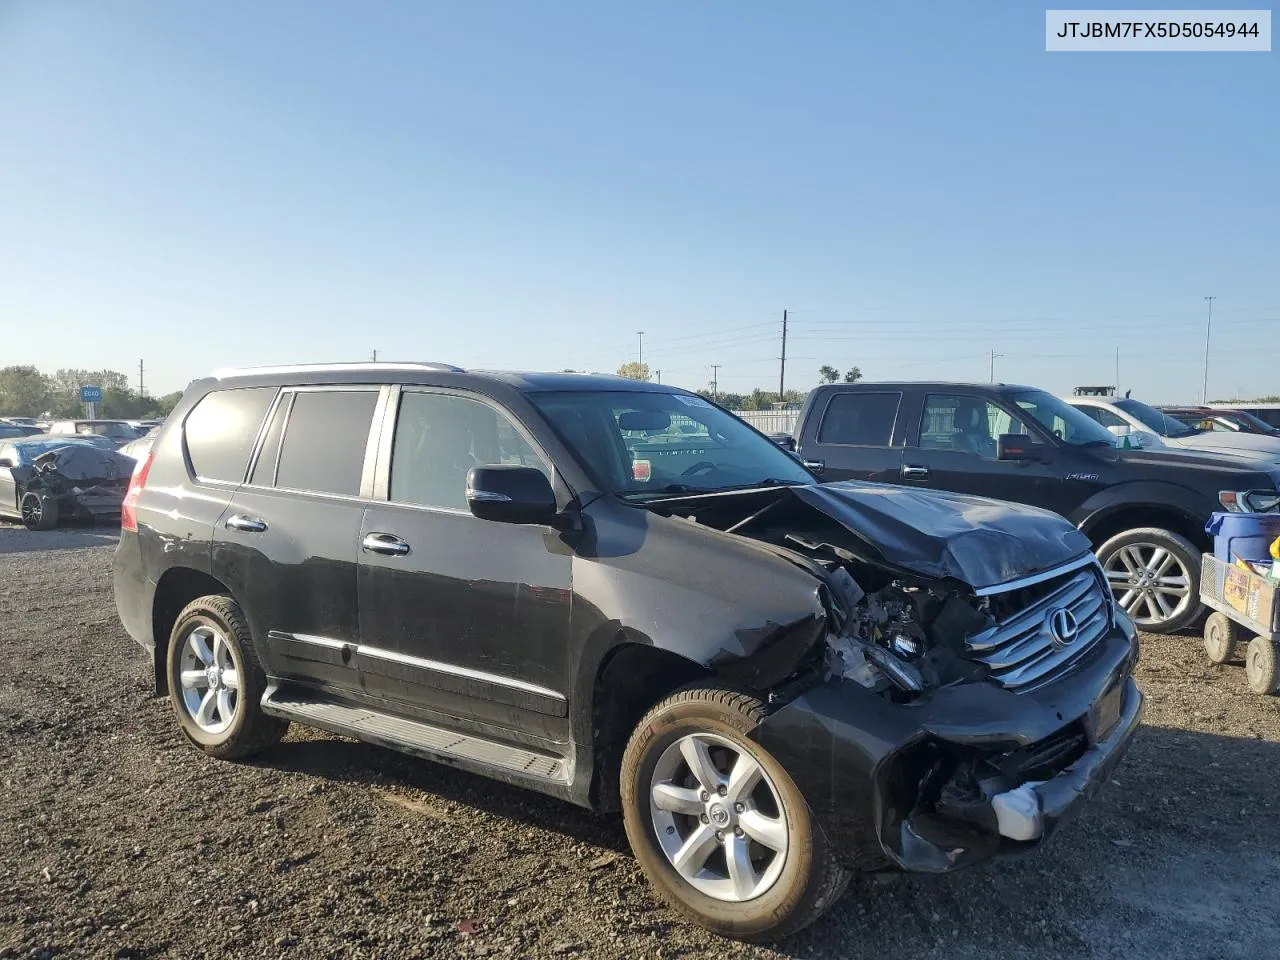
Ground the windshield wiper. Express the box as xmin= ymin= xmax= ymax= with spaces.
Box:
xmin=1077 ymin=439 xmax=1116 ymax=448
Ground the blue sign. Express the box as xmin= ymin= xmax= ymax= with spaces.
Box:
xmin=80 ymin=385 xmax=102 ymax=403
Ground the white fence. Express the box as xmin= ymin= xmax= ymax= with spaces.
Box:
xmin=732 ymin=409 xmax=800 ymax=436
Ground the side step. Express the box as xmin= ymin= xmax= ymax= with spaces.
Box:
xmin=262 ymin=690 xmax=569 ymax=783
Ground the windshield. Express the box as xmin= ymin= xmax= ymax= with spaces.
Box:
xmin=11 ymin=438 xmax=95 ymax=463
xmin=1115 ymin=398 xmax=1196 ymax=437
xmin=1222 ymin=410 xmax=1277 ymax=434
xmin=529 ymin=390 xmax=814 ymax=496
xmin=1010 ymin=390 xmax=1117 ymax=446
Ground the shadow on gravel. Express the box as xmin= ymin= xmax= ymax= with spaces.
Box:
xmin=0 ymin=523 xmax=120 ymax=553
xmin=243 ymin=719 xmax=1280 ymax=957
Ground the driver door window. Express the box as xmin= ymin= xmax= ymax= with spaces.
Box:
xmin=390 ymin=392 xmax=550 ymax=511
xmin=920 ymin=395 xmax=1033 ymax=460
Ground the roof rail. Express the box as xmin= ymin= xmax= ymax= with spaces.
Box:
xmin=212 ymin=361 xmax=466 ymax=379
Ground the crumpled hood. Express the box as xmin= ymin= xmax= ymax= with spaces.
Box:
xmin=791 ymin=481 xmax=1093 ymax=589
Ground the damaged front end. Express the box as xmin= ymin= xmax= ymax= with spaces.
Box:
xmin=16 ymin=445 xmax=135 ymax=525
xmin=648 ymin=480 xmax=1144 ymax=873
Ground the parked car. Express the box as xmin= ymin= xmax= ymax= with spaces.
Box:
xmin=1209 ymin=402 xmax=1280 ymax=431
xmin=47 ymin=419 xmax=143 ymax=448
xmin=1067 ymin=397 xmax=1280 ymax=462
xmin=792 ymin=382 xmax=1280 ymax=634
xmin=0 ymin=437 xmax=135 ymax=529
xmin=0 ymin=423 xmax=45 ymax=438
xmin=1 ymin=416 xmax=39 ymax=426
xmin=1160 ymin=406 xmax=1280 ymax=437
xmin=114 ymin=362 xmax=1143 ymax=940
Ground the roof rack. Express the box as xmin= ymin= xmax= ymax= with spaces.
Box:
xmin=212 ymin=361 xmax=466 ymax=379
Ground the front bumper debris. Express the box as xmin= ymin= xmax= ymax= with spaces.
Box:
xmin=753 ymin=621 xmax=1142 ymax=873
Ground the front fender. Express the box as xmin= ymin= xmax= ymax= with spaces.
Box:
xmin=1069 ymin=480 xmax=1212 ymax=535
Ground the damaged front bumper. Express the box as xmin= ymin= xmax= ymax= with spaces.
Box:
xmin=753 ymin=619 xmax=1142 ymax=873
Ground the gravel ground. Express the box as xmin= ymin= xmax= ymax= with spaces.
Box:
xmin=1 ymin=529 xmax=1277 ymax=960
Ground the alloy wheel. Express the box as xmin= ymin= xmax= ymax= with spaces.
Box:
xmin=648 ymin=733 xmax=789 ymax=903
xmin=1101 ymin=543 xmax=1193 ymax=628
xmin=178 ymin=624 xmax=241 ymax=735
xmin=20 ymin=495 xmax=42 ymax=527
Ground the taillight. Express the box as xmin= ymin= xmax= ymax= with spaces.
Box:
xmin=121 ymin=453 xmax=153 ymax=532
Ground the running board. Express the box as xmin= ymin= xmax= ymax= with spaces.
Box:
xmin=261 ymin=690 xmax=569 ymax=783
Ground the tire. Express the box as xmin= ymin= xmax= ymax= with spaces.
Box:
xmin=1245 ymin=636 xmax=1279 ymax=695
xmin=1203 ymin=611 xmax=1239 ymax=665
xmin=1096 ymin=527 xmax=1201 ymax=634
xmin=165 ymin=594 xmax=288 ymax=759
xmin=620 ymin=686 xmax=849 ymax=941
xmin=20 ymin=491 xmax=58 ymax=531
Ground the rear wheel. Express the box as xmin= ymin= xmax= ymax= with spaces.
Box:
xmin=1203 ymin=611 xmax=1239 ymax=664
xmin=20 ymin=491 xmax=58 ymax=530
xmin=1097 ymin=528 xmax=1200 ymax=634
xmin=620 ymin=687 xmax=848 ymax=941
xmin=166 ymin=594 xmax=288 ymax=759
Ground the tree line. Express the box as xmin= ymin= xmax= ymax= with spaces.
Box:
xmin=0 ymin=366 xmax=183 ymax=419
xmin=610 ymin=362 xmax=863 ymax=409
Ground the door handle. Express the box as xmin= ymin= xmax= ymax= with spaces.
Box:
xmin=802 ymin=459 xmax=825 ymax=474
xmin=362 ymin=532 xmax=411 ymax=556
xmin=901 ymin=464 xmax=930 ymax=481
xmin=225 ymin=514 xmax=268 ymax=532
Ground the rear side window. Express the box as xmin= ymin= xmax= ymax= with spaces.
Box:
xmin=274 ymin=390 xmax=379 ymax=496
xmin=184 ymin=387 xmax=277 ymax=483
xmin=817 ymin=392 xmax=900 ymax=446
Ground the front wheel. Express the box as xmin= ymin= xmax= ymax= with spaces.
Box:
xmin=20 ymin=491 xmax=58 ymax=530
xmin=620 ymin=687 xmax=848 ymax=941
xmin=1097 ymin=528 xmax=1201 ymax=634
xmin=1203 ymin=612 xmax=1239 ymax=664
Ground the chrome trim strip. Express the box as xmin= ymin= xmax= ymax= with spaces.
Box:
xmin=288 ymin=633 xmax=349 ymax=650
xmin=283 ymin=633 xmax=565 ymax=701
xmin=355 ymin=644 xmax=566 ymax=701
xmin=972 ymin=553 xmax=1098 ymax=597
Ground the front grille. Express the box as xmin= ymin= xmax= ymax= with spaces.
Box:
xmin=966 ymin=564 xmax=1111 ymax=693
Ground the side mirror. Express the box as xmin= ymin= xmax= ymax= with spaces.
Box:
xmin=768 ymin=433 xmax=796 ymax=452
xmin=466 ymin=465 xmax=557 ymax=525
xmin=1106 ymin=425 xmax=1131 ymax=438
xmin=997 ymin=434 xmax=1039 ymax=461
xmin=0 ymin=458 xmax=12 ymax=468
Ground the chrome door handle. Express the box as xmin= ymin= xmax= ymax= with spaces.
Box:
xmin=901 ymin=464 xmax=930 ymax=481
xmin=802 ymin=459 xmax=825 ymax=474
xmin=225 ymin=514 xmax=268 ymax=532
xmin=362 ymin=533 xmax=410 ymax=556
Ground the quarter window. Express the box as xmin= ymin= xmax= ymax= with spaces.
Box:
xmin=184 ymin=387 xmax=278 ymax=483
xmin=817 ymin=393 xmax=900 ymax=446
xmin=274 ymin=390 xmax=379 ymax=496
xmin=390 ymin=392 xmax=549 ymax=510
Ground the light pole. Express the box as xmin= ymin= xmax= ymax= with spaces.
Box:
xmin=1201 ymin=296 xmax=1216 ymax=404
xmin=637 ymin=331 xmax=645 ymax=370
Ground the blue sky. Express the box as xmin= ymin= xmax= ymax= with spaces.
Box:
xmin=0 ymin=1 xmax=1275 ymax=400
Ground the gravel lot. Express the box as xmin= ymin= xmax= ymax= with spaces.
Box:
xmin=1 ymin=528 xmax=1277 ymax=960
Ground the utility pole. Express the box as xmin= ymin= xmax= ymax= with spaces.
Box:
xmin=988 ymin=350 xmax=1005 ymax=383
xmin=138 ymin=359 xmax=145 ymax=398
xmin=1114 ymin=346 xmax=1119 ymax=396
xmin=778 ymin=309 xmax=788 ymax=403
xmin=371 ymin=349 xmax=378 ymax=362
xmin=637 ymin=331 xmax=645 ymax=371
xmin=654 ymin=369 xmax=661 ymax=384
xmin=1201 ymin=296 xmax=1216 ymax=404
xmin=710 ymin=364 xmax=721 ymax=401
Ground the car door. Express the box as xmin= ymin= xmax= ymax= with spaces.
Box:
xmin=357 ymin=387 xmax=572 ymax=743
xmin=901 ymin=392 xmax=1064 ymax=509
xmin=0 ymin=442 xmax=19 ymax=516
xmin=213 ymin=385 xmax=384 ymax=697
xmin=796 ymin=389 xmax=906 ymax=482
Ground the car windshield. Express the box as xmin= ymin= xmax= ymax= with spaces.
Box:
xmin=10 ymin=438 xmax=95 ymax=464
xmin=1222 ymin=410 xmax=1277 ymax=434
xmin=1010 ymin=390 xmax=1117 ymax=446
xmin=529 ymin=390 xmax=814 ymax=496
xmin=1115 ymin=398 xmax=1197 ymax=437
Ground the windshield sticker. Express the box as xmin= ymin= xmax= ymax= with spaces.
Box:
xmin=631 ymin=459 xmax=652 ymax=482
xmin=673 ymin=395 xmax=712 ymax=409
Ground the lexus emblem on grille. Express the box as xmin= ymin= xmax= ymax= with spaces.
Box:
xmin=1045 ymin=607 xmax=1080 ymax=649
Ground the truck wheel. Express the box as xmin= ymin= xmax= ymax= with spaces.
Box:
xmin=620 ymin=687 xmax=849 ymax=941
xmin=20 ymin=491 xmax=58 ymax=530
xmin=1245 ymin=637 xmax=1279 ymax=695
xmin=1097 ymin=528 xmax=1200 ymax=635
xmin=1202 ymin=612 xmax=1239 ymax=664
xmin=166 ymin=594 xmax=288 ymax=759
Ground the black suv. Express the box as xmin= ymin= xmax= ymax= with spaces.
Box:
xmin=115 ymin=363 xmax=1142 ymax=940
xmin=794 ymin=382 xmax=1280 ymax=634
